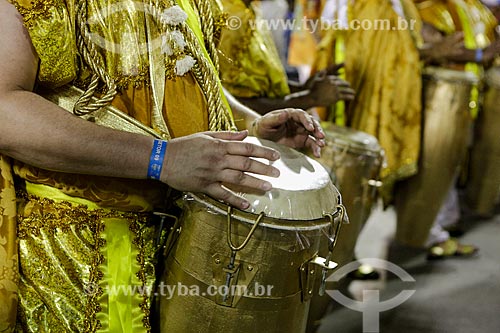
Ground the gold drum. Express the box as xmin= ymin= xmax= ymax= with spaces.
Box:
xmin=314 ymin=123 xmax=384 ymax=266
xmin=465 ymin=67 xmax=500 ymax=215
xmin=159 ymin=137 xmax=346 ymax=333
xmin=307 ymin=124 xmax=384 ymax=330
xmin=395 ymin=67 xmax=477 ymax=247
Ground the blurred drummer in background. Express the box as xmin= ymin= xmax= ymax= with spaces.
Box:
xmin=216 ymin=0 xmax=355 ymax=115
xmin=302 ymin=3 xmax=423 ymax=321
xmin=404 ymin=0 xmax=500 ymax=259
xmin=312 ymin=0 xmax=498 ymax=260
xmin=482 ymin=0 xmax=500 ymax=21
xmin=313 ymin=0 xmax=423 ymax=206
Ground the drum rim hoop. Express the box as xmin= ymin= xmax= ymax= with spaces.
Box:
xmin=324 ymin=138 xmax=384 ymax=157
xmin=186 ymin=193 xmax=334 ymax=231
xmin=323 ymin=124 xmax=383 ymax=154
xmin=423 ymin=67 xmax=479 ymax=84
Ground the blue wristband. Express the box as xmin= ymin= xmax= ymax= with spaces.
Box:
xmin=475 ymin=48 xmax=483 ymax=63
xmin=147 ymin=139 xmax=168 ymax=180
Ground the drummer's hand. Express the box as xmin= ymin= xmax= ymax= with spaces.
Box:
xmin=161 ymin=130 xmax=280 ymax=210
xmin=307 ymin=73 xmax=355 ymax=106
xmin=251 ymin=109 xmax=326 ymax=158
xmin=425 ymin=32 xmax=465 ymax=63
xmin=301 ymin=64 xmax=355 ymax=106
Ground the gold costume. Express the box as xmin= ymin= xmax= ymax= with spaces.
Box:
xmin=314 ymin=0 xmax=423 ymax=204
xmin=217 ymin=0 xmax=290 ymax=98
xmin=415 ymin=0 xmax=497 ymax=118
xmin=391 ymin=0 xmax=497 ymax=247
xmin=0 ymin=0 xmax=234 ymax=331
xmin=416 ymin=0 xmax=497 ymax=46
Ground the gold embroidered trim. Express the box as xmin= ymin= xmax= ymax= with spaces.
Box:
xmin=129 ymin=220 xmax=152 ymax=332
xmin=16 ymin=191 xmax=149 ymax=239
xmin=84 ymin=218 xmax=106 ymax=333
xmin=113 ymin=66 xmax=151 ymax=91
xmin=214 ymin=12 xmax=228 ymax=45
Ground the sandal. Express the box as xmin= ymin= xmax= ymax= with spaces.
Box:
xmin=427 ymin=238 xmax=479 ymax=260
xmin=347 ymin=264 xmax=381 ymax=280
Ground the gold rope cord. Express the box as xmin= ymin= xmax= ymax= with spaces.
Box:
xmin=189 ymin=0 xmax=235 ymax=131
xmin=192 ymin=0 xmax=220 ymax=72
xmin=149 ymin=1 xmax=235 ymax=131
xmin=74 ymin=0 xmax=118 ymax=116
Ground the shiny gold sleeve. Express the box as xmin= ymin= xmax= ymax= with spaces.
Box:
xmin=217 ymin=0 xmax=290 ymax=99
xmin=9 ymin=0 xmax=77 ymax=87
xmin=415 ymin=0 xmax=457 ymax=34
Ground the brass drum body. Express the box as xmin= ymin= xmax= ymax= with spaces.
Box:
xmin=307 ymin=124 xmax=384 ymax=331
xmin=314 ymin=124 xmax=384 ymax=266
xmin=159 ymin=137 xmax=344 ymax=333
xmin=465 ymin=67 xmax=500 ymax=215
xmin=395 ymin=67 xmax=477 ymax=247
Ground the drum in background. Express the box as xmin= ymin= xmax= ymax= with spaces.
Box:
xmin=395 ymin=67 xmax=478 ymax=247
xmin=159 ymin=137 xmax=346 ymax=333
xmin=314 ymin=123 xmax=384 ymax=266
xmin=306 ymin=124 xmax=384 ymax=331
xmin=465 ymin=67 xmax=500 ymax=216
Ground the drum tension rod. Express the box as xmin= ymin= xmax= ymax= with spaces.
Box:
xmin=319 ymin=205 xmax=345 ymax=296
xmin=222 ymin=207 xmax=265 ymax=303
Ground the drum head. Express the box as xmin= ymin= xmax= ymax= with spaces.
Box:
xmin=226 ymin=137 xmax=341 ymax=220
xmin=322 ymin=123 xmax=382 ymax=155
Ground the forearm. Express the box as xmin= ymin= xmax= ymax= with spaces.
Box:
xmin=238 ymin=91 xmax=312 ymax=115
xmin=223 ymin=88 xmax=261 ymax=133
xmin=0 ymin=89 xmax=154 ymax=179
xmin=287 ymin=80 xmax=304 ymax=93
xmin=442 ymin=48 xmax=477 ymax=64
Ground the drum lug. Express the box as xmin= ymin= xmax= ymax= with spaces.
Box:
xmin=300 ymin=255 xmax=338 ymax=302
xmin=212 ymin=253 xmax=259 ymax=308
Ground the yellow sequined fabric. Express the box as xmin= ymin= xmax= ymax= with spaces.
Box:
xmin=217 ymin=0 xmax=291 ymax=98
xmin=0 ymin=155 xmax=18 ymax=333
xmin=15 ymin=187 xmax=162 ymax=332
xmin=314 ymin=0 xmax=423 ymax=204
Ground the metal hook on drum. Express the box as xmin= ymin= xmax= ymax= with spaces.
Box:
xmin=318 ymin=204 xmax=345 ymax=296
xmin=300 ymin=204 xmax=345 ymax=301
xmin=220 ymin=207 xmax=265 ymax=304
